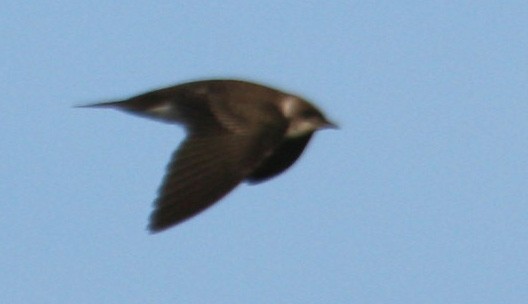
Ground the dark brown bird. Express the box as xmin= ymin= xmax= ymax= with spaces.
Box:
xmin=82 ymin=79 xmax=336 ymax=232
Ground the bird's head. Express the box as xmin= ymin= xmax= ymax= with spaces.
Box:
xmin=280 ymin=96 xmax=337 ymax=138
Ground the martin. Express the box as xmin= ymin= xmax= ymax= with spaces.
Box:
xmin=82 ymin=79 xmax=336 ymax=232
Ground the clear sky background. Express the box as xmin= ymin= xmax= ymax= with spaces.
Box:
xmin=2 ymin=2 xmax=527 ymax=303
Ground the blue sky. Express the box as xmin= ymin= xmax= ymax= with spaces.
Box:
xmin=2 ymin=1 xmax=527 ymax=303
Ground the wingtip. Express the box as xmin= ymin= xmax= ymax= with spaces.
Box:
xmin=147 ymin=225 xmax=163 ymax=234
xmin=147 ymin=210 xmax=179 ymax=234
xmin=147 ymin=221 xmax=168 ymax=234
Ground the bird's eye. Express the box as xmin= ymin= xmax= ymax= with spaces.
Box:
xmin=301 ymin=109 xmax=316 ymax=118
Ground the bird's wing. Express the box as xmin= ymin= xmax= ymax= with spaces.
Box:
xmin=246 ymin=133 xmax=314 ymax=184
xmin=149 ymin=129 xmax=283 ymax=232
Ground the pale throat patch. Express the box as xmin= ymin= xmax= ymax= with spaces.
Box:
xmin=281 ymin=96 xmax=317 ymax=137
xmin=286 ymin=120 xmax=317 ymax=137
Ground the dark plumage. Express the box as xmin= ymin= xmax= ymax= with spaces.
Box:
xmin=82 ymin=79 xmax=336 ymax=232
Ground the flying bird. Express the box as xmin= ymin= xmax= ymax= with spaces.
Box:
xmin=82 ymin=79 xmax=336 ymax=232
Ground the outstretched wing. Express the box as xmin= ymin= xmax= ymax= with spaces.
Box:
xmin=149 ymin=129 xmax=283 ymax=232
xmin=246 ymin=133 xmax=313 ymax=184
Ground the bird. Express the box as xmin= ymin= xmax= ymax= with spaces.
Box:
xmin=81 ymin=79 xmax=336 ymax=232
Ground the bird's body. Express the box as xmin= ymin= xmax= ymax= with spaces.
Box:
xmin=83 ymin=79 xmax=335 ymax=232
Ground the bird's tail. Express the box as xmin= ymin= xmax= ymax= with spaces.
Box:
xmin=74 ymin=100 xmax=123 ymax=109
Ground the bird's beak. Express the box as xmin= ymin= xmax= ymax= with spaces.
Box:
xmin=322 ymin=120 xmax=339 ymax=129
